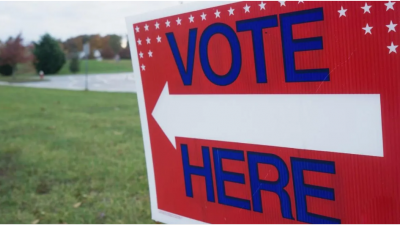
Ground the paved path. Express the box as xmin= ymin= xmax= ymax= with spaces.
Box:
xmin=0 ymin=73 xmax=136 ymax=93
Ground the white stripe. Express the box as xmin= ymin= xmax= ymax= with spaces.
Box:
xmin=153 ymin=83 xmax=383 ymax=157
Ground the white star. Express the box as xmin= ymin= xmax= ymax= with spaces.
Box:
xmin=139 ymin=52 xmax=143 ymax=58
xmin=386 ymin=21 xmax=397 ymax=33
xmin=215 ymin=10 xmax=221 ymax=18
xmin=259 ymin=2 xmax=266 ymax=10
xmin=362 ymin=23 xmax=373 ymax=34
xmin=148 ymin=50 xmax=153 ymax=57
xmin=146 ymin=37 xmax=151 ymax=44
xmin=298 ymin=1 xmax=304 ymax=3
xmin=141 ymin=64 xmax=145 ymax=71
xmin=201 ymin=12 xmax=207 ymax=21
xmin=144 ymin=24 xmax=149 ymax=31
xmin=243 ymin=4 xmax=250 ymax=13
xmin=279 ymin=1 xmax=286 ymax=6
xmin=189 ymin=15 xmax=194 ymax=23
xmin=137 ymin=39 xmax=142 ymax=45
xmin=156 ymin=35 xmax=161 ymax=43
xmin=385 ymin=1 xmax=395 ymax=11
xmin=135 ymin=26 xmax=140 ymax=32
xmin=228 ymin=7 xmax=235 ymax=16
xmin=176 ymin=17 xmax=181 ymax=25
xmin=387 ymin=42 xmax=398 ymax=54
xmin=338 ymin=6 xmax=347 ymax=17
xmin=155 ymin=22 xmax=160 ymax=29
xmin=361 ymin=3 xmax=372 ymax=13
xmin=165 ymin=20 xmax=170 ymax=27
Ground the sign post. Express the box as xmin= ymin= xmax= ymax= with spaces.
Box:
xmin=83 ymin=42 xmax=90 ymax=91
xmin=126 ymin=1 xmax=399 ymax=224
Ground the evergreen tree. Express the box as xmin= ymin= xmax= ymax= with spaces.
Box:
xmin=108 ymin=34 xmax=122 ymax=54
xmin=33 ymin=34 xmax=66 ymax=74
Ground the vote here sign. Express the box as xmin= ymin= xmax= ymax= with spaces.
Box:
xmin=126 ymin=1 xmax=399 ymax=224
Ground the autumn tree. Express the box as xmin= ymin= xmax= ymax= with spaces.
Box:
xmin=101 ymin=45 xmax=114 ymax=59
xmin=0 ymin=34 xmax=32 ymax=76
xmin=88 ymin=34 xmax=103 ymax=58
xmin=63 ymin=34 xmax=124 ymax=60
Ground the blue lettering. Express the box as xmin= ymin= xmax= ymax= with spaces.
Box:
xmin=166 ymin=29 xmax=197 ymax=85
xmin=199 ymin=23 xmax=241 ymax=86
xmin=291 ymin=157 xmax=340 ymax=224
xmin=280 ymin=8 xmax=329 ymax=82
xmin=179 ymin=144 xmax=340 ymax=222
xmin=213 ymin=148 xmax=251 ymax=210
xmin=236 ymin=15 xmax=278 ymax=83
xmin=247 ymin=152 xmax=294 ymax=220
xmin=181 ymin=144 xmax=215 ymax=202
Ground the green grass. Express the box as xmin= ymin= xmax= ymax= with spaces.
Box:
xmin=0 ymin=87 xmax=151 ymax=223
xmin=56 ymin=60 xmax=133 ymax=75
xmin=13 ymin=60 xmax=133 ymax=77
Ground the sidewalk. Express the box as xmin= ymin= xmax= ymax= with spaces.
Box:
xmin=0 ymin=73 xmax=137 ymax=93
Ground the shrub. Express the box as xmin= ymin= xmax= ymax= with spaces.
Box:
xmin=33 ymin=34 xmax=66 ymax=74
xmin=69 ymin=53 xmax=80 ymax=73
xmin=0 ymin=64 xmax=13 ymax=76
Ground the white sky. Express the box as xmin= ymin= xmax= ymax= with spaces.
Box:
xmin=0 ymin=1 xmax=181 ymax=44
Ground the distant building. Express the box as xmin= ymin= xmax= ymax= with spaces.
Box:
xmin=78 ymin=49 xmax=103 ymax=61
xmin=93 ymin=49 xmax=102 ymax=61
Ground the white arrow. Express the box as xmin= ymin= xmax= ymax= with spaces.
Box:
xmin=152 ymin=83 xmax=383 ymax=157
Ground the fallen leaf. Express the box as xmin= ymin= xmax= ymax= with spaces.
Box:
xmin=32 ymin=219 xmax=40 ymax=224
xmin=73 ymin=202 xmax=82 ymax=208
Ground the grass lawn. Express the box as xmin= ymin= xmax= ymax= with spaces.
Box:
xmin=13 ymin=59 xmax=133 ymax=77
xmin=0 ymin=87 xmax=151 ymax=223
xmin=56 ymin=60 xmax=133 ymax=75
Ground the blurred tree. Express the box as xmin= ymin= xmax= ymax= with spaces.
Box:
xmin=33 ymin=34 xmax=66 ymax=74
xmin=88 ymin=34 xmax=103 ymax=59
xmin=63 ymin=34 xmax=124 ymax=60
xmin=101 ymin=45 xmax=114 ymax=59
xmin=64 ymin=36 xmax=83 ymax=55
xmin=89 ymin=35 xmax=102 ymax=50
xmin=108 ymin=34 xmax=122 ymax=55
xmin=0 ymin=33 xmax=32 ymax=76
xmin=82 ymin=35 xmax=90 ymax=44
xmin=100 ymin=35 xmax=110 ymax=49
xmin=69 ymin=51 xmax=80 ymax=73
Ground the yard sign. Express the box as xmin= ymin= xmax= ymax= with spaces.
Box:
xmin=126 ymin=1 xmax=400 ymax=224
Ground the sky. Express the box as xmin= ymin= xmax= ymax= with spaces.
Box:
xmin=0 ymin=1 xmax=182 ymax=44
